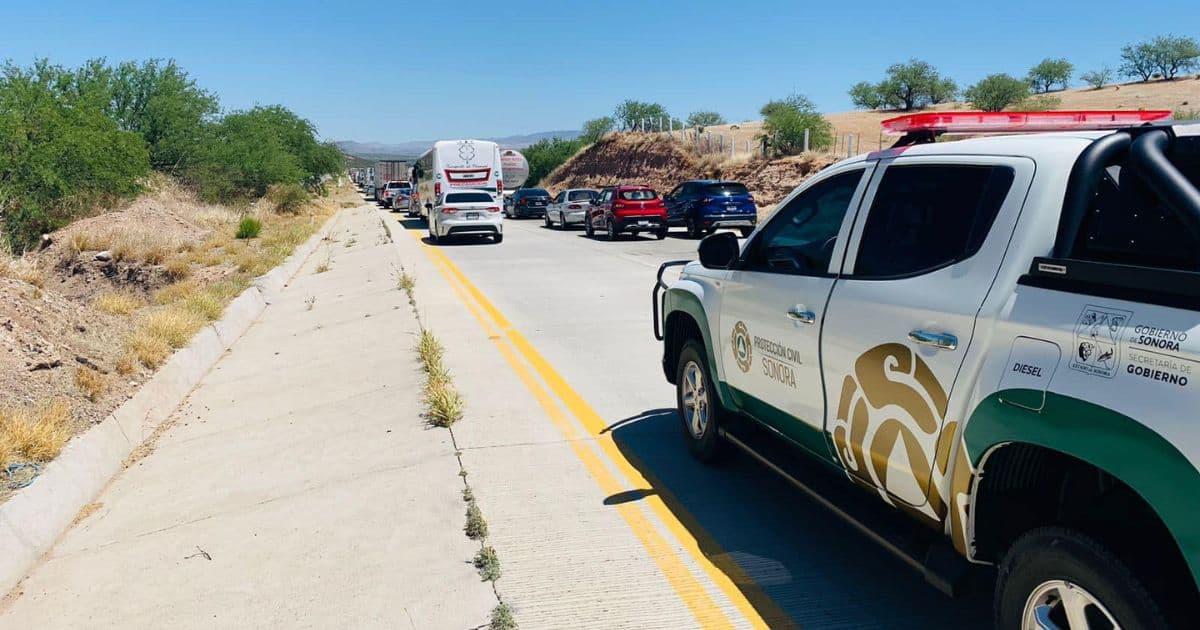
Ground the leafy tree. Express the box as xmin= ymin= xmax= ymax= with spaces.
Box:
xmin=964 ymin=74 xmax=1031 ymax=111
xmin=1026 ymin=57 xmax=1074 ymax=92
xmin=1080 ymin=67 xmax=1114 ymax=89
xmin=858 ymin=60 xmax=957 ymax=111
xmin=0 ymin=60 xmax=149 ymax=251
xmin=521 ymin=137 xmax=584 ymax=186
xmin=613 ymin=100 xmax=672 ymax=131
xmin=758 ymin=94 xmax=832 ymax=155
xmin=848 ymin=81 xmax=885 ymax=109
xmin=106 ymin=60 xmax=218 ymax=171
xmin=580 ymin=116 xmax=614 ymax=143
xmin=1121 ymin=41 xmax=1159 ymax=81
xmin=1149 ymin=35 xmax=1200 ymax=80
xmin=685 ymin=111 xmax=725 ymax=133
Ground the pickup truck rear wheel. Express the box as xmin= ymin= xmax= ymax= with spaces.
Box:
xmin=676 ymin=340 xmax=724 ymax=463
xmin=996 ymin=527 xmax=1167 ymax=630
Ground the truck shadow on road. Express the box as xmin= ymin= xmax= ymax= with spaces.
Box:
xmin=605 ymin=408 xmax=992 ymax=629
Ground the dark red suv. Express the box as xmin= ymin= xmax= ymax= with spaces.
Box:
xmin=585 ymin=185 xmax=668 ymax=240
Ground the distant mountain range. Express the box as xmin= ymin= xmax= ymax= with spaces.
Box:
xmin=335 ymin=129 xmax=581 ymax=161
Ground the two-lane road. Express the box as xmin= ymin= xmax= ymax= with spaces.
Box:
xmin=390 ymin=213 xmax=993 ymax=628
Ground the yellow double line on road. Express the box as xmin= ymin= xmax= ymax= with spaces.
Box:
xmin=405 ymin=229 xmax=789 ymax=629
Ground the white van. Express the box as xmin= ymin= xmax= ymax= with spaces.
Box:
xmin=413 ymin=140 xmax=504 ymax=221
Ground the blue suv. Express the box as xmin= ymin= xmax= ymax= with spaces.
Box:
xmin=663 ymin=180 xmax=758 ymax=238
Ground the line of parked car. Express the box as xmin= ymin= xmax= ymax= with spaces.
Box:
xmin=358 ymin=174 xmax=761 ymax=243
xmin=496 ymin=180 xmax=759 ymax=241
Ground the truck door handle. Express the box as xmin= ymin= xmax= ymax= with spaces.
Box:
xmin=908 ymin=330 xmax=958 ymax=351
xmin=786 ymin=306 xmax=816 ymax=324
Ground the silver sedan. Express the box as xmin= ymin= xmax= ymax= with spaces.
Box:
xmin=544 ymin=188 xmax=599 ymax=229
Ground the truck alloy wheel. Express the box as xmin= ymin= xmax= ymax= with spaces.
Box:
xmin=675 ymin=340 xmax=723 ymax=462
xmin=997 ymin=527 xmax=1167 ymax=630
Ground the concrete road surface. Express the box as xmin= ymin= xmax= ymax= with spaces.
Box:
xmin=384 ymin=210 xmax=994 ymax=628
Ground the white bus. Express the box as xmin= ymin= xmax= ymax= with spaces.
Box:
xmin=412 ymin=139 xmax=504 ymax=220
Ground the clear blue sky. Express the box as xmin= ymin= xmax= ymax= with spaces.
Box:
xmin=2 ymin=0 xmax=1196 ymax=143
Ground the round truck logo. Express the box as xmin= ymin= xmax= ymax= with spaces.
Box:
xmin=732 ymin=321 xmax=752 ymax=373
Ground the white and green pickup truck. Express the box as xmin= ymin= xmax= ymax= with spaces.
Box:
xmin=655 ymin=112 xmax=1200 ymax=629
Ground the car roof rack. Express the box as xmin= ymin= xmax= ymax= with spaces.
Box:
xmin=882 ymin=110 xmax=1174 ymax=147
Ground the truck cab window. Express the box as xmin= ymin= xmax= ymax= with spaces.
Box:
xmin=853 ymin=164 xmax=1014 ymax=278
xmin=742 ymin=169 xmax=863 ymax=275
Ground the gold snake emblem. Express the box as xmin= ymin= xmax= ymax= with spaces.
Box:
xmin=832 ymin=343 xmax=973 ymax=553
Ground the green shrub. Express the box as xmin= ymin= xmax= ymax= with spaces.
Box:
xmin=759 ymin=94 xmax=832 ymax=154
xmin=266 ymin=183 xmax=310 ymax=213
xmin=964 ymin=74 xmax=1030 ymax=112
xmin=235 ymin=217 xmax=262 ymax=239
xmin=523 ymin=137 xmax=584 ymax=186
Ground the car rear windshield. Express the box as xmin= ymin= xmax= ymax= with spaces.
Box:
xmin=704 ymin=183 xmax=749 ymax=196
xmin=387 ymin=182 xmax=408 ymax=189
xmin=568 ymin=190 xmax=597 ymax=201
xmin=445 ymin=192 xmax=493 ymax=203
xmin=1069 ymin=136 xmax=1200 ymax=271
xmin=520 ymin=189 xmax=549 ymax=197
xmin=620 ymin=189 xmax=657 ymax=200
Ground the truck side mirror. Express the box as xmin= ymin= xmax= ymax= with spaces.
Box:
xmin=698 ymin=232 xmax=739 ymax=269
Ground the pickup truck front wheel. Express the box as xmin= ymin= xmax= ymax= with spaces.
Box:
xmin=996 ymin=527 xmax=1167 ymax=630
xmin=676 ymin=340 xmax=724 ymax=463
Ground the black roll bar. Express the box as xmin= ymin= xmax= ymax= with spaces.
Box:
xmin=1053 ymin=131 xmax=1131 ymax=258
xmin=1129 ymin=129 xmax=1200 ymax=245
xmin=1054 ymin=125 xmax=1200 ymax=260
xmin=652 ymin=260 xmax=691 ymax=341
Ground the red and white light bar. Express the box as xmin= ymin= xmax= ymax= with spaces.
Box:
xmin=881 ymin=110 xmax=1173 ymax=135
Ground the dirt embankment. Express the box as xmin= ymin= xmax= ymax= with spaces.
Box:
xmin=543 ymin=133 xmax=836 ymax=210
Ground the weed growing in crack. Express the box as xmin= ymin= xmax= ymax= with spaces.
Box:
xmin=473 ymin=546 xmax=501 ymax=581
xmin=490 ymin=602 xmax=517 ymax=630
xmin=464 ymin=502 xmax=489 ymax=540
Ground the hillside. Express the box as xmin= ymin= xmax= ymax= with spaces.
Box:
xmin=542 ymin=134 xmax=835 ymax=209
xmin=701 ymin=77 xmax=1200 ymax=153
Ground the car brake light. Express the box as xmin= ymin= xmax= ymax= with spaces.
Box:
xmin=568 ymin=204 xmax=581 ymax=209
xmin=497 ymin=180 xmax=503 ymax=195
xmin=434 ymin=182 xmax=441 ymax=196
xmin=487 ymin=206 xmax=500 ymax=213
xmin=442 ymin=206 xmax=458 ymax=214
xmin=881 ymin=110 xmax=1173 ymax=135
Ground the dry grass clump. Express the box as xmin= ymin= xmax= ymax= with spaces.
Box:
xmin=0 ymin=401 xmax=73 ymax=465
xmin=75 ymin=366 xmax=106 ymax=402
xmin=127 ymin=328 xmax=172 ymax=368
xmin=142 ymin=308 xmax=206 ymax=348
xmin=0 ymin=256 xmax=44 ymax=287
xmin=94 ymin=291 xmax=144 ymax=316
xmin=125 ymin=306 xmax=206 ymax=368
xmin=71 ymin=229 xmax=189 ymax=265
